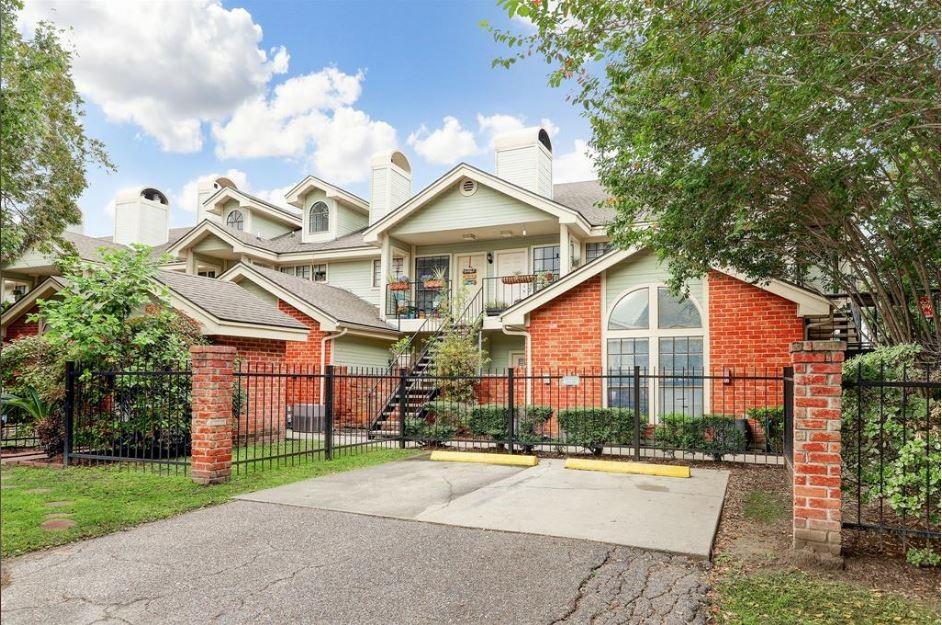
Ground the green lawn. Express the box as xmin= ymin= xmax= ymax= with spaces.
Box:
xmin=714 ymin=570 xmax=938 ymax=625
xmin=1 ymin=447 xmax=418 ymax=557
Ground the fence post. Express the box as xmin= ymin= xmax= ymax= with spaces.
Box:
xmin=324 ymin=364 xmax=334 ymax=460
xmin=632 ymin=366 xmax=642 ymax=461
xmin=782 ymin=366 xmax=794 ymax=458
xmin=398 ymin=367 xmax=408 ymax=449
xmin=189 ymin=345 xmax=235 ymax=485
xmin=507 ymin=368 xmax=515 ymax=454
xmin=63 ymin=361 xmax=75 ymax=467
xmin=789 ymin=340 xmax=845 ymax=559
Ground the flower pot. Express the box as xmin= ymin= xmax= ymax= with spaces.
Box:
xmin=502 ymin=274 xmax=534 ymax=285
xmin=423 ymin=279 xmax=443 ymax=289
xmin=389 ymin=282 xmax=410 ymax=292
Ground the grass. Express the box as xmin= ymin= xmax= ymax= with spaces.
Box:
xmin=1 ymin=447 xmax=418 ymax=557
xmin=714 ymin=570 xmax=939 ymax=625
xmin=741 ymin=490 xmax=790 ymax=525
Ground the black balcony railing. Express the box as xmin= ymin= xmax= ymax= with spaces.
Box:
xmin=385 ymin=273 xmax=559 ymax=320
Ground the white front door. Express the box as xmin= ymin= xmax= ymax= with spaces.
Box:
xmin=494 ymin=249 xmax=530 ymax=306
xmin=454 ymin=253 xmax=487 ymax=305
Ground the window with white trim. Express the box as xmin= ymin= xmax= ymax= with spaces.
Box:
xmin=309 ymin=201 xmax=329 ymax=233
xmin=225 ymin=209 xmax=244 ymax=231
xmin=372 ymin=257 xmax=404 ymax=288
xmin=586 ymin=242 xmax=612 ymax=262
xmin=606 ymin=285 xmax=705 ymax=418
xmin=532 ymin=245 xmax=560 ymax=275
xmin=313 ymin=264 xmax=327 ymax=282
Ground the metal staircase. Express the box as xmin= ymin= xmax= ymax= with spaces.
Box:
xmin=369 ymin=289 xmax=484 ymax=437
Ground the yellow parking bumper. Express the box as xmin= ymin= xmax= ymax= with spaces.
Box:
xmin=428 ymin=451 xmax=539 ymax=467
xmin=564 ymin=458 xmax=690 ymax=478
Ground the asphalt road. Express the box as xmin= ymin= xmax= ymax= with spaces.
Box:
xmin=1 ymin=501 xmax=709 ymax=625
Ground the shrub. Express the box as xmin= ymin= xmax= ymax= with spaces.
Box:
xmin=34 ymin=413 xmax=64 ymax=458
xmin=468 ymin=403 xmax=510 ymax=439
xmin=653 ymin=412 xmax=702 ymax=452
xmin=747 ymin=406 xmax=784 ymax=452
xmin=0 ymin=335 xmax=68 ymax=412
xmin=516 ymin=405 xmax=552 ymax=450
xmin=404 ymin=418 xmax=458 ymax=444
xmin=558 ymin=408 xmax=634 ymax=454
xmin=841 ymin=344 xmax=941 ymax=562
xmin=696 ymin=415 xmax=748 ymax=460
xmin=425 ymin=400 xmax=471 ymax=431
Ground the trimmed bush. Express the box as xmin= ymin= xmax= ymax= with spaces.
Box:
xmin=558 ymin=408 xmax=634 ymax=454
xmin=696 ymin=415 xmax=748 ymax=460
xmin=468 ymin=403 xmax=510 ymax=439
xmin=404 ymin=418 xmax=458 ymax=444
xmin=516 ymin=405 xmax=553 ymax=450
xmin=653 ymin=412 xmax=702 ymax=452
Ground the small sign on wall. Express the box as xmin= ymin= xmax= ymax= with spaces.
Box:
xmin=561 ymin=375 xmax=580 ymax=387
xmin=462 ymin=266 xmax=478 ymax=286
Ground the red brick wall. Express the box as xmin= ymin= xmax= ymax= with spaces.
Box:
xmin=527 ymin=276 xmax=604 ymax=430
xmin=708 ymin=271 xmax=805 ymax=374
xmin=3 ymin=304 xmax=40 ymax=342
xmin=707 ymin=271 xmax=805 ymax=424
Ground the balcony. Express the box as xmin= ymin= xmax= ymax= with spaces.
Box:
xmin=385 ymin=272 xmax=559 ymax=322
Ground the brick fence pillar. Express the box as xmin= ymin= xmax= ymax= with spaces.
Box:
xmin=190 ymin=345 xmax=236 ymax=485
xmin=790 ymin=340 xmax=845 ymax=558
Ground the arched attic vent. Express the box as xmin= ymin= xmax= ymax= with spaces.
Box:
xmin=141 ymin=187 xmax=169 ymax=205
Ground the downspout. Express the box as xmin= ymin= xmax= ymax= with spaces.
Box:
xmin=320 ymin=328 xmax=349 ymax=401
xmin=502 ymin=322 xmax=531 ymax=404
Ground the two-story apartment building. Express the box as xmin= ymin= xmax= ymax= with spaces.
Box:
xmin=2 ymin=126 xmax=838 ymax=420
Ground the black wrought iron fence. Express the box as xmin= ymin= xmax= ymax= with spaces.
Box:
xmin=841 ymin=363 xmax=941 ymax=554
xmin=0 ymin=422 xmax=40 ymax=450
xmin=397 ymin=367 xmax=790 ymax=463
xmin=231 ymin=363 xmax=402 ymax=473
xmin=65 ymin=361 xmax=192 ymax=474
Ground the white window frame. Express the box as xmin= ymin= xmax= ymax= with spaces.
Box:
xmin=312 ymin=263 xmax=328 ymax=283
xmin=309 ymin=201 xmax=329 ymax=233
xmin=602 ymin=282 xmax=709 ymax=420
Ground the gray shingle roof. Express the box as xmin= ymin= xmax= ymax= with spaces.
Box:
xmin=246 ymin=265 xmax=392 ymax=332
xmin=267 ymin=228 xmax=372 ymax=253
xmin=61 ymin=231 xmax=127 ymax=260
xmin=156 ymin=270 xmax=306 ymax=330
xmin=553 ymin=180 xmax=613 ymax=226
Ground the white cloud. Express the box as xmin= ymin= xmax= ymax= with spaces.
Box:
xmin=476 ymin=113 xmax=525 ymax=140
xmin=540 ymin=118 xmax=560 ymax=138
xmin=212 ymin=68 xmax=396 ymax=184
xmin=19 ymin=0 xmax=288 ymax=153
xmin=407 ymin=117 xmax=479 ymax=166
xmin=554 ymin=139 xmax=597 ymax=183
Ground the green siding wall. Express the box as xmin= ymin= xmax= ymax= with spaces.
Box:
xmin=333 ymin=335 xmax=393 ymax=368
xmin=604 ymin=250 xmax=705 ymax=315
xmin=415 ymin=235 xmax=557 ymax=279
xmin=328 ymin=259 xmax=379 ymax=306
xmin=252 ymin=212 xmax=293 ymax=239
xmin=336 ymin=205 xmax=368 ymax=237
xmin=484 ymin=332 xmax=525 ymax=373
xmin=392 ymin=184 xmax=551 ymax=237
xmin=235 ymin=279 xmax=278 ymax=305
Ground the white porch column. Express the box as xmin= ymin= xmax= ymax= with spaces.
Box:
xmin=559 ymin=223 xmax=571 ymax=276
xmin=185 ymin=250 xmax=197 ymax=275
xmin=380 ymin=235 xmax=392 ymax=319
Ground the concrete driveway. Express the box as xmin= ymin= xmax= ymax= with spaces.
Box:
xmin=1 ymin=501 xmax=709 ymax=625
xmin=237 ymin=456 xmax=729 ymax=558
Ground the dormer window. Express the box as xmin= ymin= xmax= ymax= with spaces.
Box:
xmin=226 ymin=209 xmax=245 ymax=231
xmin=309 ymin=201 xmax=329 ymax=233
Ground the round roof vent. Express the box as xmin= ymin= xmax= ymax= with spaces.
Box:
xmin=459 ymin=178 xmax=477 ymax=197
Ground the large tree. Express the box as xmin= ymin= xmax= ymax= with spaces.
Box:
xmin=0 ymin=0 xmax=112 ymax=265
xmin=490 ymin=0 xmax=940 ymax=356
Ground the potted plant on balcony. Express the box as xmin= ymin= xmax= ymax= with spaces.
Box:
xmin=388 ymin=274 xmax=410 ymax=291
xmin=501 ymin=271 xmax=534 ymax=285
xmin=485 ymin=300 xmax=507 ymax=316
xmin=422 ymin=267 xmax=446 ymax=289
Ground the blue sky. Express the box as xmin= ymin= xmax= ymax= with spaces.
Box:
xmin=20 ymin=0 xmax=596 ymax=237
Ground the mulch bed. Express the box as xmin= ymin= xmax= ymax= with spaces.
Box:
xmin=708 ymin=461 xmax=940 ymax=605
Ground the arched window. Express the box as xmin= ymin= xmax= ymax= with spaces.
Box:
xmin=606 ymin=285 xmax=705 ymax=417
xmin=309 ymin=201 xmax=329 ymax=233
xmin=608 ymin=288 xmax=650 ymax=330
xmin=225 ymin=209 xmax=244 ymax=231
